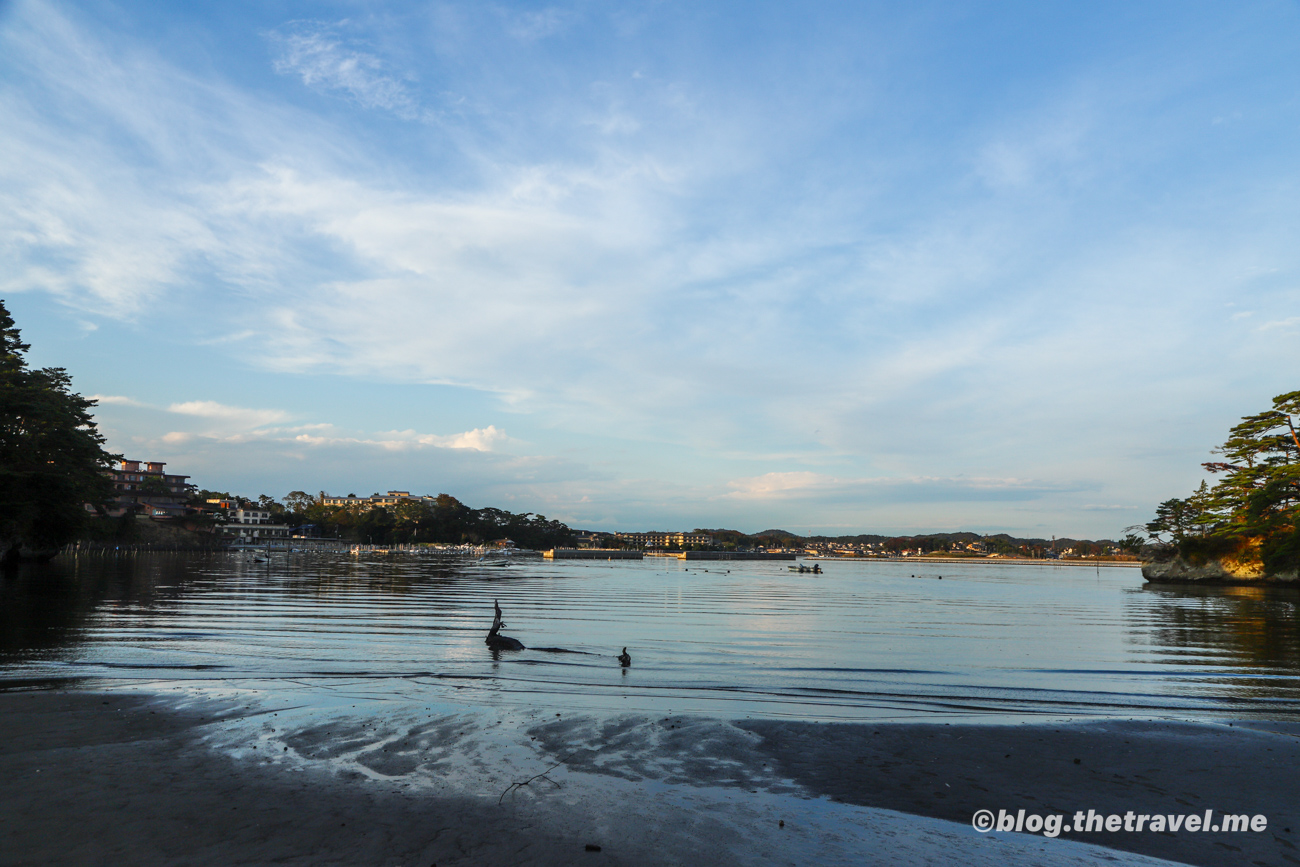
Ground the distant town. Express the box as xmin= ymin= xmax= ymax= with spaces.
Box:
xmin=86 ymin=457 xmax=1141 ymax=560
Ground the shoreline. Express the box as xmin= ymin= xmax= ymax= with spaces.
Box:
xmin=814 ymin=555 xmax=1142 ymax=567
xmin=2 ymin=689 xmax=1294 ymax=866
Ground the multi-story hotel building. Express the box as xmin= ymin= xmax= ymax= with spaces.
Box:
xmin=614 ymin=531 xmax=714 ymax=549
xmin=99 ymin=459 xmax=195 ymax=518
xmin=319 ymin=491 xmax=435 ymax=509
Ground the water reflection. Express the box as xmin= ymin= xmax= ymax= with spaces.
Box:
xmin=1 ymin=554 xmax=189 ymax=656
xmin=2 ymin=553 xmax=1299 ymax=722
xmin=1134 ymin=583 xmax=1300 ymax=670
xmin=0 ymin=560 xmax=92 ymax=657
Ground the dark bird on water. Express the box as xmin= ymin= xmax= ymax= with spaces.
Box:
xmin=617 ymin=647 xmax=631 ymax=667
xmin=486 ymin=599 xmax=525 ymax=651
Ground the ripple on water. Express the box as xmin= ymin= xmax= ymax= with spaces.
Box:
xmin=2 ymin=552 xmax=1299 ymax=722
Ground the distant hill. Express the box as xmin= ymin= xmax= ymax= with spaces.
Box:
xmin=656 ymin=527 xmax=1123 ymax=550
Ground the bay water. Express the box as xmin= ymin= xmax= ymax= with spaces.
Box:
xmin=3 ymin=552 xmax=1298 ymax=723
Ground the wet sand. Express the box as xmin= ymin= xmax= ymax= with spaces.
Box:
xmin=738 ymin=718 xmax=1300 ymax=867
xmin=1 ymin=690 xmax=1294 ymax=866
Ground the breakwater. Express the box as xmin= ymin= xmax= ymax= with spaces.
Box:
xmin=679 ymin=551 xmax=797 ymax=560
xmin=544 ymin=548 xmax=644 ymax=559
xmin=546 ymin=549 xmax=797 ymax=560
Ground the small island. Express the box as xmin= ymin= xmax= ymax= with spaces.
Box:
xmin=1140 ymin=390 xmax=1300 ymax=584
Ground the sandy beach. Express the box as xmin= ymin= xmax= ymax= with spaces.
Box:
xmin=2 ymin=689 xmax=1295 ymax=866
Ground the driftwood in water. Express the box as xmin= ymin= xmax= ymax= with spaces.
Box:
xmin=486 ymin=599 xmax=525 ymax=651
xmin=499 ymin=751 xmax=576 ymax=804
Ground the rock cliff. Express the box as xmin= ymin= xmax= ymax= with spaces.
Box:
xmin=1141 ymin=550 xmax=1297 ymax=584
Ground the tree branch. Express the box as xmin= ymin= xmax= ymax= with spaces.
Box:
xmin=498 ymin=752 xmax=578 ymax=805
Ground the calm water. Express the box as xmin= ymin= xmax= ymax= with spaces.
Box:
xmin=2 ymin=552 xmax=1299 ymax=722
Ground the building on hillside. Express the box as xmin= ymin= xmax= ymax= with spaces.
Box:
xmin=94 ymin=459 xmax=196 ymax=518
xmin=370 ymin=491 xmax=421 ymax=506
xmin=615 ymin=531 xmax=714 ymax=549
xmin=218 ymin=508 xmax=291 ymax=543
xmin=228 ymin=508 xmax=276 ymax=525
xmin=320 ymin=491 xmax=435 ymax=509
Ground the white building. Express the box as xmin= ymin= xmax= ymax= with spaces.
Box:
xmin=219 ymin=508 xmax=291 ymax=542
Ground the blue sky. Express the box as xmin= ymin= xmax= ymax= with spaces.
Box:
xmin=3 ymin=0 xmax=1297 ymax=537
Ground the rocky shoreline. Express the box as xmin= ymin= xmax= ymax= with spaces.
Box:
xmin=1141 ymin=554 xmax=1297 ymax=584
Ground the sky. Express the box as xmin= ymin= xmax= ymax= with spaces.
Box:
xmin=2 ymin=0 xmax=1298 ymax=538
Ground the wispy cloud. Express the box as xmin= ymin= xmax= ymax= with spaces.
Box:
xmin=501 ymin=7 xmax=577 ymax=42
xmin=269 ymin=21 xmax=421 ymax=119
xmin=0 ymin=2 xmax=311 ymax=316
xmin=974 ymin=101 xmax=1094 ymax=191
xmin=6 ymin=1 xmax=1300 ymax=535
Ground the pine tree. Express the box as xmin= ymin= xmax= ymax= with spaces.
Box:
xmin=0 ymin=300 xmax=118 ymax=562
xmin=1144 ymin=391 xmax=1300 ymax=572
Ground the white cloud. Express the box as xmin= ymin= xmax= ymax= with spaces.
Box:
xmin=421 ymin=425 xmax=510 ymax=451
xmin=167 ymin=400 xmax=291 ymax=428
xmin=722 ymin=472 xmax=1062 ymax=502
xmin=723 ymin=472 xmax=830 ymax=498
xmin=143 ymin=420 xmax=513 ymax=454
xmin=1260 ymin=316 xmax=1300 ymax=331
xmin=91 ymin=389 xmax=510 ymax=456
xmin=89 ymin=394 xmax=147 ymax=407
xmin=207 ymin=162 xmax=681 ymax=411
xmin=287 ymin=425 xmax=511 ymax=452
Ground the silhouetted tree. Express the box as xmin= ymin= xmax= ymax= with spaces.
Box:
xmin=0 ymin=300 xmax=117 ymax=562
xmin=1143 ymin=390 xmax=1300 ymax=572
